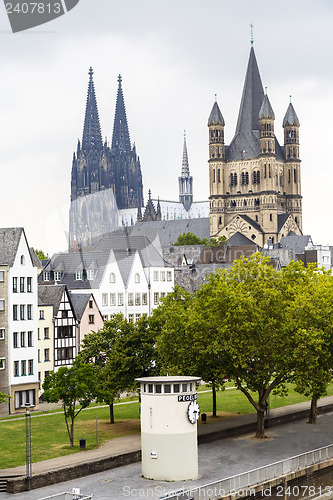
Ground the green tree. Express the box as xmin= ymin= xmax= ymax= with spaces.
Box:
xmin=79 ymin=314 xmax=156 ymax=424
xmin=291 ymin=268 xmax=333 ymax=423
xmin=35 ymin=249 xmax=49 ymax=260
xmin=152 ymin=286 xmax=226 ymax=416
xmin=0 ymin=392 xmax=9 ymax=404
xmin=173 ymin=232 xmax=227 ymax=247
xmin=43 ymin=360 xmax=96 ymax=446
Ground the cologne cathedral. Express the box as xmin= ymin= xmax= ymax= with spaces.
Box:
xmin=69 ymin=69 xmax=143 ymax=250
xmin=208 ymin=44 xmax=302 ymax=247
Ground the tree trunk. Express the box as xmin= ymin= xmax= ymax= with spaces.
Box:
xmin=212 ymin=384 xmax=217 ymax=417
xmin=70 ymin=418 xmax=74 ymax=447
xmin=255 ymin=408 xmax=266 ymax=438
xmin=308 ymin=397 xmax=318 ymax=425
xmin=109 ymin=402 xmax=114 ymax=424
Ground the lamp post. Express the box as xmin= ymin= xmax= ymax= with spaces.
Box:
xmin=22 ymin=403 xmax=34 ymax=491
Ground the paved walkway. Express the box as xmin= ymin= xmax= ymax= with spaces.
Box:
xmin=0 ymin=396 xmax=333 ymax=499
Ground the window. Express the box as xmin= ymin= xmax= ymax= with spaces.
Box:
xmin=160 ymin=292 xmax=166 ymax=298
xmin=218 ymin=169 xmax=221 ymax=182
xmin=39 ymin=309 xmax=44 ymax=320
xmin=160 ymin=271 xmax=165 ymax=281
xmin=118 ymin=293 xmax=124 ymax=306
xmin=38 ymin=328 xmax=40 ymax=340
xmin=20 ymin=305 xmax=25 ymax=320
xmin=294 ymin=168 xmax=297 ymax=183
xmin=14 ymin=360 xmax=19 ymax=376
xmin=43 ymin=271 xmax=50 ymax=281
xmin=128 ymin=314 xmax=134 ymax=323
xmin=173 ymin=384 xmax=180 ymax=393
xmin=135 ymin=313 xmax=141 ymax=322
xmin=102 ymin=293 xmax=108 ymax=306
xmin=0 ymin=271 xmax=4 ymax=282
xmin=103 ymin=315 xmax=108 ymax=321
xmin=20 ymin=331 xmax=26 ymax=347
xmin=182 ymin=384 xmax=187 ymax=392
xmin=142 ymin=293 xmax=147 ymax=306
xmin=230 ymin=172 xmax=238 ymax=186
xmin=135 ymin=293 xmax=141 ymax=306
xmin=28 ymin=359 xmax=33 ymax=375
xmin=20 ymin=255 xmax=25 ymax=265
xmin=44 ymin=327 xmax=49 ymax=339
xmin=128 ymin=293 xmax=134 ymax=306
xmin=54 ymin=271 xmax=61 ymax=281
xmin=13 ymin=331 xmax=18 ymax=348
xmin=58 ymin=325 xmax=73 ymax=338
xmin=89 ymin=300 xmax=93 ymax=308
xmin=21 ymin=360 xmax=26 ymax=376
xmin=27 ymin=277 xmax=32 ymax=292
xmin=13 ymin=304 xmax=18 ymax=320
xmin=20 ymin=277 xmax=25 ymax=293
xmin=38 ymin=350 xmax=40 ymax=363
xmin=88 ymin=314 xmax=94 ymax=324
xmin=0 ymin=358 xmax=5 ymax=370
xmin=148 ymin=384 xmax=153 ymax=393
xmin=13 ymin=277 xmax=18 ymax=293
xmin=75 ymin=270 xmax=83 ymax=281
xmin=110 ymin=293 xmax=115 ymax=306
xmin=270 ymin=214 xmax=273 ymax=222
xmin=27 ymin=305 xmax=32 ymax=320
xmin=0 ymin=299 xmax=5 ymax=312
xmin=61 ymin=310 xmax=68 ymax=318
xmin=167 ymin=271 xmax=172 ymax=282
xmin=87 ymin=270 xmax=94 ymax=280
xmin=135 ymin=273 xmax=140 ymax=283
xmin=28 ymin=331 xmax=33 ymax=347
xmin=44 ymin=370 xmax=50 ymax=379
xmin=44 ymin=349 xmax=50 ymax=362
xmin=154 ymin=292 xmax=159 ymax=305
xmin=241 ymin=171 xmax=249 ymax=185
xmin=57 ymin=347 xmax=73 ymax=360
xmin=109 ymin=272 xmax=116 ymax=283
xmin=155 ymin=384 xmax=162 ymax=394
xmin=164 ymin=384 xmax=171 ymax=393
xmin=0 ymin=328 xmax=4 ymax=340
xmin=153 ymin=271 xmax=158 ymax=281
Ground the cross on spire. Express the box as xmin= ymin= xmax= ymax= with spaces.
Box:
xmin=250 ymin=22 xmax=254 ymax=45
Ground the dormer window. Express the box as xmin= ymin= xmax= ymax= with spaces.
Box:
xmin=43 ymin=271 xmax=50 ymax=282
xmin=75 ymin=270 xmax=83 ymax=281
xmin=54 ymin=271 xmax=61 ymax=282
xmin=87 ymin=270 xmax=94 ymax=281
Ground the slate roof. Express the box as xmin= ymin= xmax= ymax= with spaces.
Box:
xmin=277 ymin=213 xmax=291 ymax=233
xmin=208 ymin=101 xmax=225 ymax=126
xmin=69 ymin=293 xmax=92 ymax=321
xmin=283 ymin=102 xmax=300 ymax=127
xmin=227 ymin=232 xmax=257 ymax=247
xmin=238 ymin=214 xmax=264 ymax=234
xmin=0 ymin=227 xmax=24 ymax=267
xmin=226 ymin=47 xmax=284 ymax=161
xmin=279 ymin=235 xmax=312 ymax=254
xmin=38 ymin=284 xmax=67 ymax=315
xmin=259 ymin=94 xmax=274 ymax=119
xmin=125 ymin=218 xmax=210 ymax=248
xmin=30 ymin=248 xmax=42 ymax=268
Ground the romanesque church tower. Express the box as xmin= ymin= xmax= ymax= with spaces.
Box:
xmin=69 ymin=70 xmax=143 ymax=250
xmin=208 ymin=45 xmax=302 ymax=246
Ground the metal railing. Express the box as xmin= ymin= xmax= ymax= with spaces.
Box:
xmin=160 ymin=444 xmax=333 ymax=500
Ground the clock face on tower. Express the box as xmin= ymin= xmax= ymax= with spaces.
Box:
xmin=187 ymin=400 xmax=200 ymax=424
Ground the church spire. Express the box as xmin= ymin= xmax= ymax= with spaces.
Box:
xmin=111 ymin=74 xmax=131 ymax=151
xmin=82 ymin=67 xmax=103 ymax=151
xmin=179 ymin=132 xmax=193 ymax=212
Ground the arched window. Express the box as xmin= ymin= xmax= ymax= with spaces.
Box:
xmin=109 ymin=272 xmax=116 ymax=283
xmin=218 ymin=169 xmax=221 ymax=182
xmin=135 ymin=273 xmax=140 ymax=283
xmin=241 ymin=172 xmax=249 ymax=185
xmin=20 ymin=255 xmax=25 ymax=265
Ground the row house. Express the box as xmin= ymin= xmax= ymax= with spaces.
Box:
xmin=0 ymin=228 xmax=39 ymax=414
xmin=40 ymin=235 xmax=174 ymax=321
xmin=38 ymin=284 xmax=78 ymax=392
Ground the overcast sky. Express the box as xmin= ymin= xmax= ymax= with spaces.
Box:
xmin=0 ymin=0 xmax=332 ymax=254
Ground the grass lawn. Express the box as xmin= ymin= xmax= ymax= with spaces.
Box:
xmin=0 ymin=383 xmax=332 ymax=469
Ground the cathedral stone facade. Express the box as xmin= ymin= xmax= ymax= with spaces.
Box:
xmin=69 ymin=70 xmax=143 ymax=250
xmin=208 ymin=46 xmax=302 ymax=247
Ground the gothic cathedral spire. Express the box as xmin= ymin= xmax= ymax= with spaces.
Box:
xmin=111 ymin=75 xmax=131 ymax=152
xmin=82 ymin=67 xmax=103 ymax=151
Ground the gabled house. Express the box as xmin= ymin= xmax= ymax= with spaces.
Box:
xmin=38 ymin=284 xmax=78 ymax=373
xmin=0 ymin=228 xmax=39 ymax=414
xmin=69 ymin=292 xmax=103 ymax=345
xmin=40 ymin=235 xmax=174 ymax=321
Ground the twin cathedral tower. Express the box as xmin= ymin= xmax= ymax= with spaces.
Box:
xmin=69 ymin=44 xmax=302 ymax=249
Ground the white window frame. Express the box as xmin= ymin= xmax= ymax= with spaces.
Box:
xmin=167 ymin=271 xmax=172 ymax=282
xmin=0 ymin=358 xmax=5 ymax=370
xmin=43 ymin=271 xmax=50 ymax=281
xmin=110 ymin=272 xmax=116 ymax=283
xmin=160 ymin=271 xmax=165 ymax=281
xmin=0 ymin=328 xmax=4 ymax=340
xmin=142 ymin=293 xmax=147 ymax=306
xmin=75 ymin=270 xmax=83 ymax=281
xmin=102 ymin=293 xmax=108 ymax=306
xmin=128 ymin=293 xmax=134 ymax=306
xmin=54 ymin=271 xmax=61 ymax=281
xmin=153 ymin=271 xmax=158 ymax=281
xmin=135 ymin=273 xmax=140 ymax=283
xmin=110 ymin=293 xmax=115 ymax=306
xmin=87 ymin=270 xmax=94 ymax=280
xmin=118 ymin=293 xmax=124 ymax=306
xmin=135 ymin=293 xmax=141 ymax=306
xmin=0 ymin=271 xmax=4 ymax=282
xmin=0 ymin=299 xmax=5 ymax=312
xmin=154 ymin=292 xmax=159 ymax=305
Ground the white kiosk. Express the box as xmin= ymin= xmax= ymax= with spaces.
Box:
xmin=136 ymin=376 xmax=201 ymax=481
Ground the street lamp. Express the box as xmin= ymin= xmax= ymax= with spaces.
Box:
xmin=22 ymin=403 xmax=35 ymax=491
